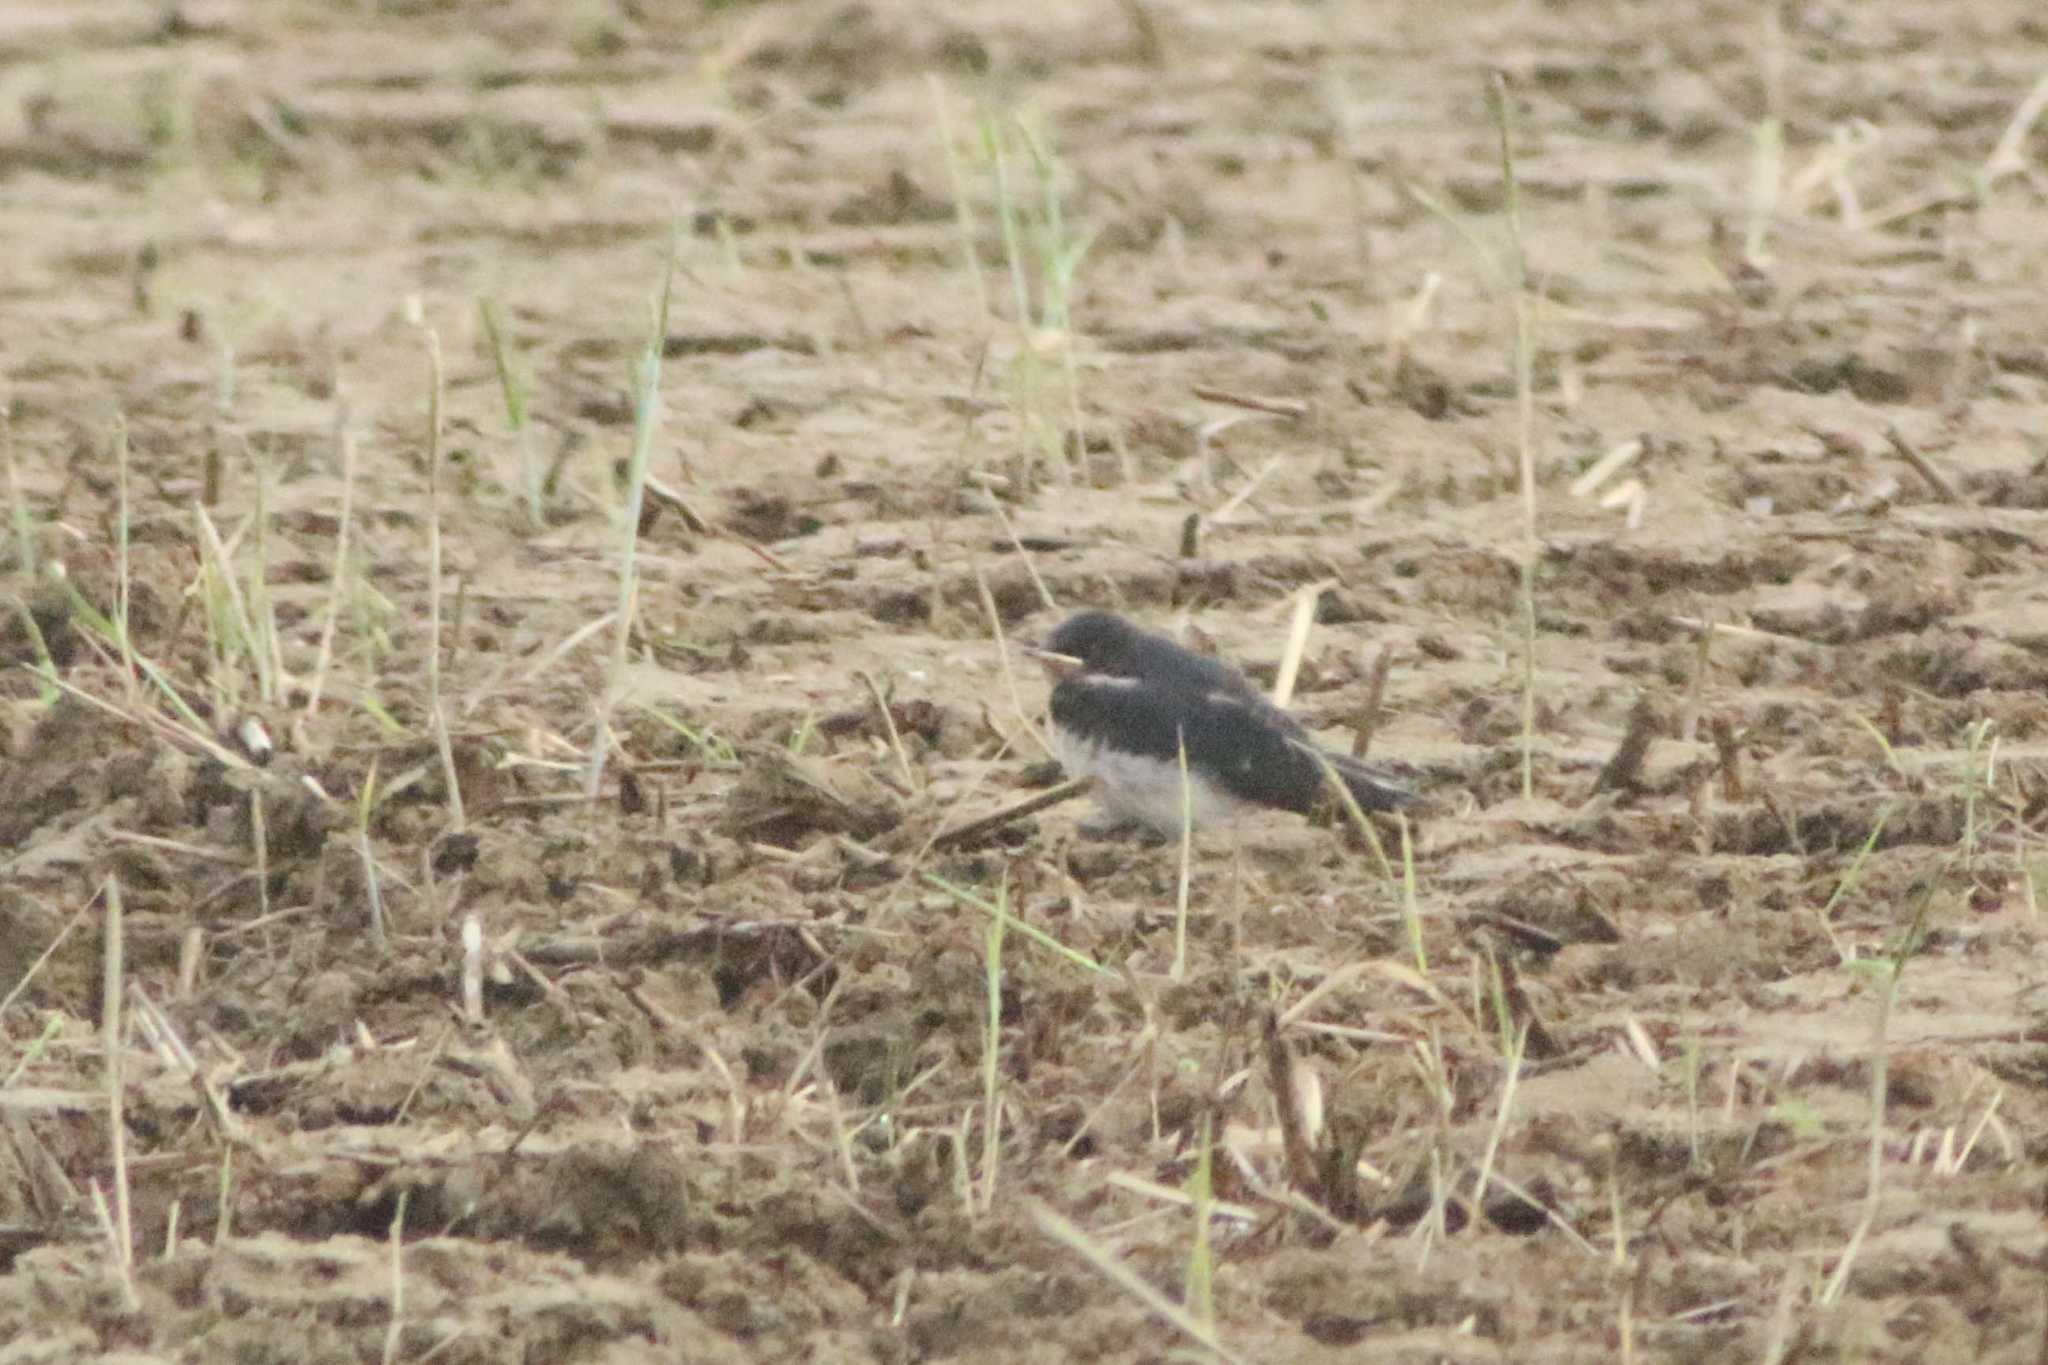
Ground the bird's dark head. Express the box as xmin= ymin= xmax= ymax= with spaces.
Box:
xmin=1042 ymin=610 xmax=1146 ymax=676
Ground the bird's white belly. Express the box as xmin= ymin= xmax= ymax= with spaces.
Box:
xmin=1050 ymin=725 xmax=1247 ymax=834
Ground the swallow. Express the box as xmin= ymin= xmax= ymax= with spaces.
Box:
xmin=1033 ymin=610 xmax=1414 ymax=836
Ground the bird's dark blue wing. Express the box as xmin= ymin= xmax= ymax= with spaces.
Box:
xmin=1124 ymin=633 xmax=1263 ymax=701
xmin=1051 ymin=675 xmax=1412 ymax=815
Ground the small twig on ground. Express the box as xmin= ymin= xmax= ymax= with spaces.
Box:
xmin=1208 ymin=455 xmax=1285 ymax=526
xmin=1709 ymin=715 xmax=1745 ymax=801
xmin=975 ymin=562 xmax=1054 ymax=760
xmin=459 ymin=914 xmax=483 ymax=1026
xmin=1884 ymin=426 xmax=1963 ymax=505
xmin=1982 ymin=67 xmax=2048 ymax=185
xmin=1262 ymin=1011 xmax=1319 ymax=1195
xmin=1350 ymin=645 xmax=1396 ymax=758
xmin=1666 ymin=615 xmax=1812 ymax=647
xmin=1272 ymin=582 xmax=1328 ymax=709
xmin=101 ymin=875 xmax=137 ymax=1310
xmin=130 ymin=983 xmax=248 ymax=1144
xmin=1479 ymin=937 xmax=1560 ymax=1060
xmin=1191 ymin=385 xmax=1308 ymax=420
xmin=932 ymin=778 xmax=1093 ymax=850
xmin=503 ymin=948 xmax=579 ymax=1027
xmin=1591 ymin=695 xmax=1660 ymax=797
xmin=382 ymin=1189 xmax=410 ymax=1365
xmin=0 ymin=891 xmax=92 ymax=1022
xmin=1678 ymin=619 xmax=1713 ymax=744
xmin=1028 ymin=1200 xmax=1251 ymax=1365
xmin=858 ymin=670 xmax=918 ymax=791
xmin=642 ymin=473 xmax=796 ymax=571
xmin=983 ymin=495 xmax=1057 ymax=610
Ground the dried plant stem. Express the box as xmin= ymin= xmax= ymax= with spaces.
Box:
xmin=358 ymin=761 xmax=386 ymax=948
xmin=460 ymin=913 xmax=484 ymax=1025
xmin=1819 ymin=963 xmax=1896 ymax=1305
xmin=381 ymin=1189 xmax=411 ymax=1365
xmin=1822 ymin=883 xmax=1933 ymax=1305
xmin=1350 ymin=645 xmax=1395 ymax=758
xmin=1398 ymin=816 xmax=1424 ymax=975
xmin=973 ymin=563 xmax=1053 ymax=759
xmin=1271 ymin=582 xmax=1325 ymax=709
xmin=3 ymin=403 xmax=33 ymax=578
xmin=1029 ymin=1200 xmax=1249 ymax=1365
xmin=216 ymin=1147 xmax=234 ymax=1246
xmin=931 ymin=778 xmax=1091 ymax=850
xmin=0 ymin=893 xmax=87 ymax=1022
xmin=1678 ymin=620 xmax=1713 ymax=743
xmin=1470 ymin=1015 xmax=1529 ymax=1211
xmin=1885 ymin=426 xmax=1961 ymax=504
xmin=1489 ymin=72 xmax=1539 ymax=802
xmin=249 ymin=789 xmax=269 ymax=921
xmin=859 ymin=670 xmax=917 ymax=791
xmin=1263 ymin=1011 xmax=1318 ymax=1193
xmin=1591 ymin=695 xmax=1659 ymax=797
xmin=1171 ymin=730 xmax=1193 ymax=981
xmin=101 ymin=875 xmax=137 ymax=1310
xmin=113 ymin=417 xmax=135 ymax=702
xmin=418 ymin=321 xmax=464 ymax=831
xmin=1183 ymin=1115 xmax=1215 ymax=1331
xmin=979 ymin=879 xmax=1009 ymax=1216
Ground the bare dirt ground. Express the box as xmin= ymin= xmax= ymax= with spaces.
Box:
xmin=6 ymin=1 xmax=2048 ymax=1360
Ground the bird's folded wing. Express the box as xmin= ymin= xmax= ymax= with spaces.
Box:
xmin=1306 ymin=746 xmax=1415 ymax=814
xmin=1053 ymin=676 xmax=1339 ymax=814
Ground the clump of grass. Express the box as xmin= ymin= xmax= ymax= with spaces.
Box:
xmin=942 ymin=101 xmax=1096 ymax=480
xmin=1029 ymin=1200 xmax=1248 ymax=1365
xmin=586 ymin=227 xmax=680 ymax=804
xmin=412 ymin=307 xmax=465 ymax=832
xmin=928 ymin=76 xmax=990 ymax=316
xmin=1469 ymin=1009 xmax=1529 ymax=1215
xmin=1743 ymin=4 xmax=1786 ymax=267
xmin=638 ymin=703 xmax=740 ymax=768
xmin=136 ymin=66 xmax=196 ymax=175
xmin=1821 ymin=875 xmax=1939 ymax=1307
xmin=41 ymin=426 xmax=265 ymax=774
xmin=304 ymin=418 xmax=361 ymax=717
xmin=1392 ymin=78 xmax=1544 ymax=798
xmin=191 ymin=443 xmax=285 ymax=715
xmin=923 ymin=872 xmax=1106 ymax=976
xmin=1804 ymin=727 xmax=1997 ymax=1323
xmin=477 ymin=297 xmax=542 ymax=531
xmin=1812 ymin=803 xmax=1892 ymax=965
